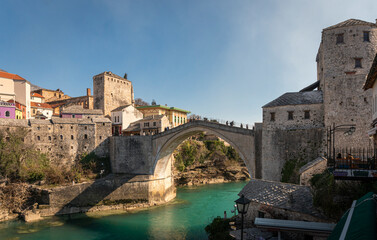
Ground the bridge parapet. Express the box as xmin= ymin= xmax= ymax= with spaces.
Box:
xmin=153 ymin=120 xmax=254 ymax=139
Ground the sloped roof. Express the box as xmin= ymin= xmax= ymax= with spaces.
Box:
xmin=263 ymin=91 xmax=323 ymax=108
xmin=299 ymin=157 xmax=327 ymax=174
xmin=239 ymin=179 xmax=325 ymax=219
xmin=323 ymin=19 xmax=376 ymax=31
xmin=31 ymin=92 xmax=44 ymax=98
xmin=124 ymin=122 xmax=141 ymax=132
xmin=363 ymin=53 xmax=377 ymax=90
xmin=92 ymin=117 xmax=111 ymax=123
xmin=29 ymin=119 xmax=51 ymax=125
xmin=111 ymin=104 xmax=132 ymax=112
xmin=31 ymin=102 xmax=53 ymax=109
xmin=51 ymin=118 xmax=93 ymax=124
xmin=0 ymin=71 xmax=25 ymax=80
xmin=61 ymin=105 xmax=103 ymax=115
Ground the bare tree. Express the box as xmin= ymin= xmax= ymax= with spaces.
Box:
xmin=134 ymin=98 xmax=149 ymax=107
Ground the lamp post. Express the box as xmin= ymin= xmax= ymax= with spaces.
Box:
xmin=327 ymin=123 xmax=356 ymax=167
xmin=235 ymin=194 xmax=251 ymax=240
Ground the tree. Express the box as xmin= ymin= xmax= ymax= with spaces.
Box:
xmin=134 ymin=98 xmax=149 ymax=107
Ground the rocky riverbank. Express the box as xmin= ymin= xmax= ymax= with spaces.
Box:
xmin=172 ymin=134 xmax=250 ymax=186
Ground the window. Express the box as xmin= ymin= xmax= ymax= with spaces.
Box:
xmin=103 ymin=123 xmax=105 ymax=126
xmin=84 ymin=134 xmax=88 ymax=139
xmin=363 ymin=31 xmax=370 ymax=42
xmin=60 ymin=135 xmax=63 ymax=140
xmin=153 ymin=122 xmax=156 ymax=126
xmin=37 ymin=136 xmax=40 ymax=141
xmin=270 ymin=112 xmax=275 ymax=122
xmin=71 ymin=126 xmax=73 ymax=129
xmin=85 ymin=126 xmax=87 ymax=130
xmin=72 ymin=114 xmax=75 ymax=118
xmin=336 ymin=33 xmax=344 ymax=44
xmin=5 ymin=111 xmax=9 ymax=117
xmin=288 ymin=111 xmax=294 ymax=120
xmin=48 ymin=136 xmax=51 ymax=141
xmin=304 ymin=110 xmax=310 ymax=119
xmin=99 ymin=136 xmax=102 ymax=140
xmin=71 ymin=135 xmax=74 ymax=140
xmin=355 ymin=58 xmax=362 ymax=68
xmin=144 ymin=122 xmax=149 ymax=127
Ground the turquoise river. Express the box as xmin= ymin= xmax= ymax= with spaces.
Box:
xmin=0 ymin=181 xmax=247 ymax=240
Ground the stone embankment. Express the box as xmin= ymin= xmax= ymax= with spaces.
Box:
xmin=0 ymin=174 xmax=175 ymax=223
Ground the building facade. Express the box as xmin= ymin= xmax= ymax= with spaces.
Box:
xmin=111 ymin=104 xmax=143 ymax=135
xmin=136 ymin=105 xmax=190 ymax=128
xmin=33 ymin=88 xmax=70 ymax=102
xmin=61 ymin=105 xmax=103 ymax=119
xmin=0 ymin=101 xmax=15 ymax=119
xmin=123 ymin=115 xmax=171 ymax=136
xmin=0 ymin=117 xmax=112 ymax=165
xmin=258 ymin=19 xmax=377 ymax=181
xmin=93 ymin=72 xmax=134 ymax=117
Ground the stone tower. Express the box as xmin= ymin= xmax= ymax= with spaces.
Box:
xmin=93 ymin=71 xmax=134 ymax=117
xmin=317 ymin=19 xmax=377 ymax=149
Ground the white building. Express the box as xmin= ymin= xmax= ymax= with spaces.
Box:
xmin=0 ymin=70 xmax=31 ymax=119
xmin=111 ymin=104 xmax=143 ymax=135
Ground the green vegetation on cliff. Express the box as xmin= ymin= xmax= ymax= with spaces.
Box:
xmin=173 ymin=135 xmax=242 ymax=172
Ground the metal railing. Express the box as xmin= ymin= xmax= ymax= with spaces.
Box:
xmin=329 ymin=148 xmax=377 ymax=179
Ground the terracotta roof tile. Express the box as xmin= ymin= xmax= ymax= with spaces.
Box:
xmin=31 ymin=102 xmax=53 ymax=109
xmin=0 ymin=71 xmax=25 ymax=80
xmin=31 ymin=92 xmax=44 ymax=98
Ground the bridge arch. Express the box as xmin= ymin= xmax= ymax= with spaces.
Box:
xmin=152 ymin=121 xmax=256 ymax=179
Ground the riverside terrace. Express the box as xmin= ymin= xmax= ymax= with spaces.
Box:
xmin=328 ymin=147 xmax=377 ymax=180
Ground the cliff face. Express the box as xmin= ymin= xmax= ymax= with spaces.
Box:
xmin=172 ymin=134 xmax=250 ymax=186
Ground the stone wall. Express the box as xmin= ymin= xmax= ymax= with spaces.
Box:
xmin=262 ymin=103 xmax=324 ymax=131
xmin=254 ymin=123 xmax=263 ymax=179
xmin=0 ymin=118 xmax=112 ymax=165
xmin=93 ymin=72 xmax=134 ymax=117
xmin=261 ymin=127 xmax=324 ymax=181
xmin=319 ymin=23 xmax=377 ymax=149
xmin=110 ymin=135 xmax=154 ymax=174
xmin=34 ymin=174 xmax=175 ymax=217
xmin=299 ymin=157 xmax=327 ymax=186
xmin=261 ymin=103 xmax=325 ymax=181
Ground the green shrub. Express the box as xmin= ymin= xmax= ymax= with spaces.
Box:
xmin=205 ymin=217 xmax=234 ymax=240
xmin=281 ymin=158 xmax=306 ymax=183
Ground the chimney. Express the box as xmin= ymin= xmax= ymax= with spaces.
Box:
xmin=124 ymin=73 xmax=128 ymax=79
xmin=87 ymin=88 xmax=91 ymax=96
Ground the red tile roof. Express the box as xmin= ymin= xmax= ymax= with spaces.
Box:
xmin=0 ymin=71 xmax=25 ymax=80
xmin=31 ymin=102 xmax=53 ymax=109
xmin=31 ymin=92 xmax=44 ymax=98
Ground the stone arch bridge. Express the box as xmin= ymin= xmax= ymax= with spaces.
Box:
xmin=110 ymin=120 xmax=256 ymax=179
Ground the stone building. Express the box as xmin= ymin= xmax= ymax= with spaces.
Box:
xmin=258 ymin=19 xmax=377 ymax=181
xmin=61 ymin=105 xmax=103 ymax=119
xmin=0 ymin=117 xmax=111 ymax=165
xmin=364 ymin=53 xmax=377 ymax=146
xmin=93 ymin=72 xmax=134 ymax=117
xmin=32 ymin=88 xmax=70 ymax=102
xmin=136 ymin=104 xmax=190 ymax=128
xmin=123 ymin=115 xmax=171 ymax=136
xmin=47 ymin=88 xmax=94 ymax=116
xmin=238 ymin=179 xmax=326 ymax=223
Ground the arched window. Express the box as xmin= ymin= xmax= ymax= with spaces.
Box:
xmin=84 ymin=134 xmax=88 ymax=139
xmin=5 ymin=111 xmax=10 ymax=117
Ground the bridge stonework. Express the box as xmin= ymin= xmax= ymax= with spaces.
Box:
xmin=110 ymin=121 xmax=257 ymax=200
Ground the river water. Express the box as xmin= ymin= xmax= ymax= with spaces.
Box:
xmin=0 ymin=181 xmax=247 ymax=240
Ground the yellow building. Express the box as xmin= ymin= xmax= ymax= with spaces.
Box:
xmin=136 ymin=105 xmax=190 ymax=128
xmin=15 ymin=108 xmax=22 ymax=119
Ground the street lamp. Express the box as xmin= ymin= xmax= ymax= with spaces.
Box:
xmin=235 ymin=194 xmax=251 ymax=240
xmin=327 ymin=124 xmax=356 ymax=167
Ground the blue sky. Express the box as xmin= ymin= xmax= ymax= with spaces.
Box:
xmin=1 ymin=0 xmax=377 ymax=124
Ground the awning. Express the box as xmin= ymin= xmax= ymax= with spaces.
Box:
xmin=328 ymin=192 xmax=376 ymax=240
